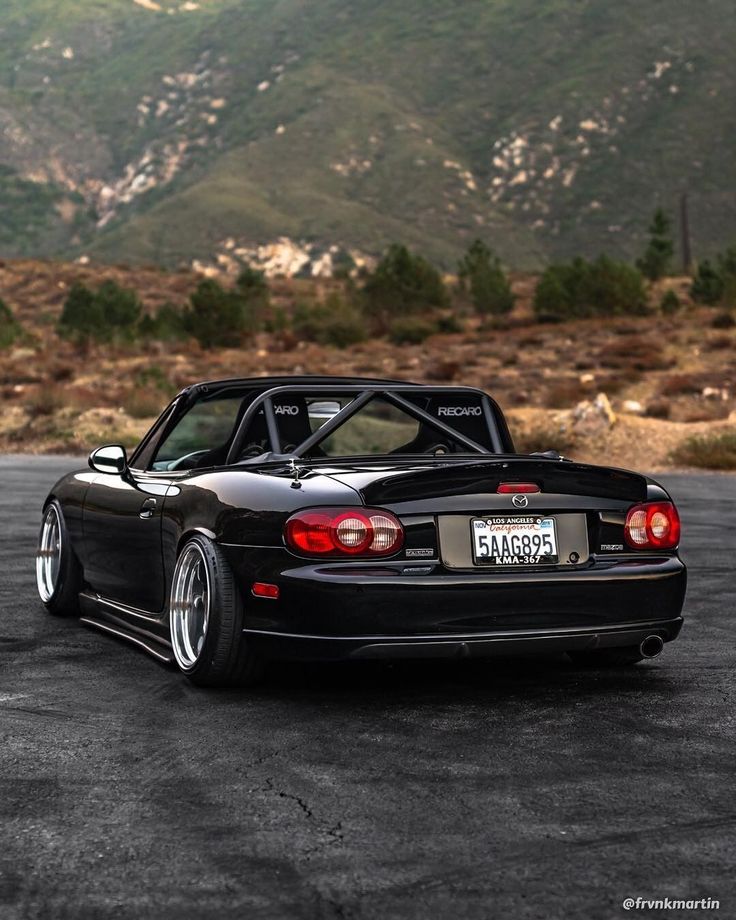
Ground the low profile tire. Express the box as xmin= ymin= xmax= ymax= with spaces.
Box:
xmin=35 ymin=500 xmax=82 ymax=617
xmin=567 ymin=646 xmax=645 ymax=667
xmin=169 ymin=536 xmax=265 ymax=687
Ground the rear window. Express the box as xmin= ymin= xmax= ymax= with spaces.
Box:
xmin=308 ymin=398 xmax=420 ymax=457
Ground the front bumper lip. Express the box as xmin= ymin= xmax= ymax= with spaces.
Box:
xmin=244 ymin=616 xmax=684 ymax=661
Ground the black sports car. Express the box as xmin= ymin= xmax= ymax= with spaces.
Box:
xmin=36 ymin=376 xmax=686 ymax=686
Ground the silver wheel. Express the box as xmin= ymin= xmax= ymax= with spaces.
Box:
xmin=170 ymin=542 xmax=211 ymax=671
xmin=36 ymin=504 xmax=62 ymax=603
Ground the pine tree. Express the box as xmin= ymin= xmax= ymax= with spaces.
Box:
xmin=457 ymin=240 xmax=515 ymax=315
xmin=636 ymin=208 xmax=674 ymax=281
xmin=362 ymin=244 xmax=448 ymax=327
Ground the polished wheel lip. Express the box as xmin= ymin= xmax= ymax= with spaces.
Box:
xmin=36 ymin=504 xmax=62 ymax=603
xmin=170 ymin=541 xmax=211 ymax=671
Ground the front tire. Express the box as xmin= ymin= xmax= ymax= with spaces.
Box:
xmin=169 ymin=536 xmax=264 ymax=687
xmin=567 ymin=646 xmax=645 ymax=667
xmin=36 ymin=500 xmax=82 ymax=617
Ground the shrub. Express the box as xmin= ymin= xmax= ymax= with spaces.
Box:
xmin=645 ymin=399 xmax=671 ymax=420
xmin=718 ymin=246 xmax=736 ymax=307
xmin=138 ymin=302 xmax=186 ymax=341
xmin=706 ymin=334 xmax=733 ymax=350
xmin=133 ymin=364 xmax=171 ymax=392
xmin=457 ymin=240 xmax=515 ymax=315
xmin=387 ymin=316 xmax=437 ymax=345
xmin=636 ymin=208 xmax=674 ymax=281
xmin=690 ymin=260 xmax=724 ymax=305
xmin=57 ymin=280 xmax=142 ymax=342
xmin=362 ymin=244 xmax=448 ymax=327
xmin=96 ymin=280 xmax=142 ymax=331
xmin=58 ymin=282 xmax=103 ymax=342
xmin=660 ymin=288 xmax=681 ymax=315
xmin=659 ymin=374 xmax=703 ymax=396
xmin=181 ymin=279 xmax=260 ymax=349
xmin=712 ymin=311 xmax=736 ymax=329
xmin=671 ymin=432 xmax=736 ymax=470
xmin=533 ymin=256 xmax=647 ymax=321
xmin=292 ymin=294 xmax=367 ymax=347
xmin=235 ymin=266 xmax=270 ymax=310
xmin=331 ymin=250 xmax=357 ymax=280
xmin=435 ymin=313 xmax=463 ymax=334
xmin=0 ymin=297 xmax=21 ymax=349
xmin=598 ymin=336 xmax=671 ymax=371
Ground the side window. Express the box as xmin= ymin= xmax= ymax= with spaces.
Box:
xmin=151 ymin=395 xmax=243 ymax=470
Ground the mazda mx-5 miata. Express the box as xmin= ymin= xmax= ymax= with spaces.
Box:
xmin=36 ymin=376 xmax=686 ymax=686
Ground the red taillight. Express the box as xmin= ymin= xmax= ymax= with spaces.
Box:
xmin=497 ymin=482 xmax=541 ymax=494
xmin=284 ymin=507 xmax=404 ymax=557
xmin=252 ymin=582 xmax=280 ymax=599
xmin=624 ymin=501 xmax=681 ymax=550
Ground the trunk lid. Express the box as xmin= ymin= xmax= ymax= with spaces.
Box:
xmin=318 ymin=456 xmax=647 ymax=507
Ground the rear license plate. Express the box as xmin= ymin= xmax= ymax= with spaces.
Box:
xmin=471 ymin=516 xmax=558 ymax=566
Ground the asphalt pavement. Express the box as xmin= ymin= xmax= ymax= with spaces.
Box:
xmin=1 ymin=455 xmax=734 ymax=919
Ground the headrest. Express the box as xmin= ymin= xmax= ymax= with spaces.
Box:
xmin=238 ymin=394 xmax=313 ymax=454
xmin=270 ymin=396 xmax=313 ymax=452
xmin=409 ymin=394 xmax=489 ymax=447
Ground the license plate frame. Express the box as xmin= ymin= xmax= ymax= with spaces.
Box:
xmin=470 ymin=515 xmax=559 ymax=566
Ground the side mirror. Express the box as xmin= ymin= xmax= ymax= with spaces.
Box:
xmin=89 ymin=444 xmax=128 ymax=475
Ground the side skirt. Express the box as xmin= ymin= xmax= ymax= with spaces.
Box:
xmin=79 ymin=592 xmax=175 ymax=665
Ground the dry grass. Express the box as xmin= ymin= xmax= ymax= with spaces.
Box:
xmin=598 ymin=335 xmax=672 ymax=371
xmin=659 ymin=373 xmax=730 ymax=397
xmin=428 ymin=360 xmax=461 ymax=382
xmin=543 ymin=379 xmax=592 ymax=409
xmin=645 ymin=399 xmax=672 ymax=420
xmin=25 ymin=387 xmax=65 ymax=418
xmin=513 ymin=425 xmax=577 ymax=456
xmin=671 ymin=432 xmax=736 ymax=470
xmin=124 ymin=387 xmax=166 ymax=419
xmin=705 ymin=334 xmax=733 ymax=351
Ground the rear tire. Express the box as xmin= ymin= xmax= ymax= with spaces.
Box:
xmin=567 ymin=646 xmax=645 ymax=667
xmin=36 ymin=500 xmax=82 ymax=617
xmin=169 ymin=535 xmax=265 ymax=687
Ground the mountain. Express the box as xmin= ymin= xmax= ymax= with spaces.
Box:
xmin=1 ymin=0 xmax=734 ymax=273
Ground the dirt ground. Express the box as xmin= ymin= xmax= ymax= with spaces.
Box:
xmin=1 ymin=258 xmax=734 ymax=470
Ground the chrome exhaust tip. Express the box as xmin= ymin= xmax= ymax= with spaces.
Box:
xmin=639 ymin=635 xmax=664 ymax=659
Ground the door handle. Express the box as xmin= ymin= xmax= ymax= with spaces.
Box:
xmin=139 ymin=498 xmax=157 ymax=519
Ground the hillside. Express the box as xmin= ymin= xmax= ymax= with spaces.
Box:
xmin=1 ymin=258 xmax=735 ymax=471
xmin=0 ymin=1 xmax=735 ymax=271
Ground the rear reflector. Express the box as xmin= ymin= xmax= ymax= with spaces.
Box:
xmin=284 ymin=507 xmax=404 ymax=557
xmin=624 ymin=501 xmax=680 ymax=550
xmin=497 ymin=482 xmax=541 ymax=494
xmin=252 ymin=582 xmax=280 ymax=599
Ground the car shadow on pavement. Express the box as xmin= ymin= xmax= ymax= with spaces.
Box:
xmin=203 ymin=654 xmax=682 ymax=709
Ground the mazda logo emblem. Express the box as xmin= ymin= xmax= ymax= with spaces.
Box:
xmin=511 ymin=494 xmax=529 ymax=508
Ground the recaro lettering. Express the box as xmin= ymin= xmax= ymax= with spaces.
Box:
xmin=437 ymin=406 xmax=482 ymax=417
xmin=275 ymin=405 xmax=300 ymax=416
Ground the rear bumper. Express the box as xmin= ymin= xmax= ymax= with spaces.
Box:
xmin=246 ymin=617 xmax=684 ymax=661
xmin=224 ymin=548 xmax=687 ymax=661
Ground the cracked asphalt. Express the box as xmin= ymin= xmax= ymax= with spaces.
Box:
xmin=1 ymin=455 xmax=735 ymax=919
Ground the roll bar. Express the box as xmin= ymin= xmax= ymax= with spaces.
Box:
xmin=224 ymin=384 xmax=505 ymax=464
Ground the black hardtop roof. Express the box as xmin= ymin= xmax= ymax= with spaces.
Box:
xmin=185 ymin=375 xmax=420 ymax=396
